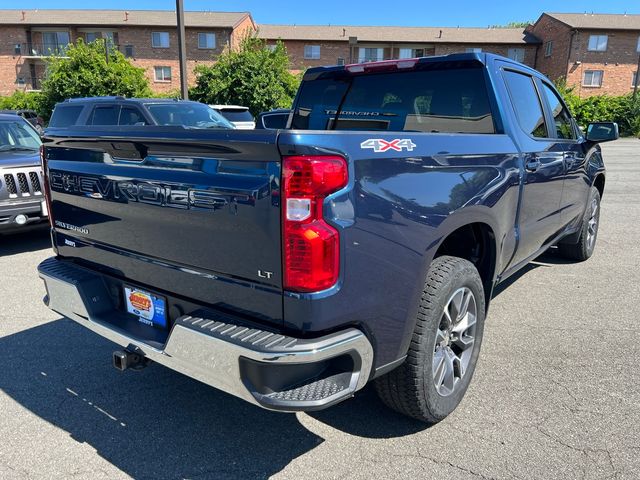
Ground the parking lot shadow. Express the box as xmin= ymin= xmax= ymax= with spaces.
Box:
xmin=0 ymin=318 xmax=425 ymax=479
xmin=0 ymin=227 xmax=50 ymax=256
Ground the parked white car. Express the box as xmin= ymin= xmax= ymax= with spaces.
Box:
xmin=209 ymin=105 xmax=255 ymax=129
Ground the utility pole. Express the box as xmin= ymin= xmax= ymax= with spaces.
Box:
xmin=634 ymin=53 xmax=640 ymax=100
xmin=176 ymin=0 xmax=189 ymax=99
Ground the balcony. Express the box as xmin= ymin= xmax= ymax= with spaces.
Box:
xmin=15 ymin=43 xmax=70 ymax=58
xmin=14 ymin=43 xmax=126 ymax=59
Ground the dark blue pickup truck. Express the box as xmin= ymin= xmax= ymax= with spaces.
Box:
xmin=38 ymin=53 xmax=617 ymax=423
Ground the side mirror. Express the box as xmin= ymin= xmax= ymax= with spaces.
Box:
xmin=586 ymin=122 xmax=619 ymax=143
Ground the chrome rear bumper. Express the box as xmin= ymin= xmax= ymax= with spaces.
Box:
xmin=37 ymin=257 xmax=373 ymax=411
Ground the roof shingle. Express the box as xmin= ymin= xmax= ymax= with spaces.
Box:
xmin=0 ymin=9 xmax=251 ymax=28
xmin=257 ymin=24 xmax=538 ymax=44
xmin=545 ymin=12 xmax=640 ymax=30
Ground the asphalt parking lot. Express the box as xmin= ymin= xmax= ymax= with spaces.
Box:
xmin=1 ymin=138 xmax=639 ymax=480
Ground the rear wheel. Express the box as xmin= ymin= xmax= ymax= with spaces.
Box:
xmin=559 ymin=186 xmax=601 ymax=261
xmin=375 ymin=256 xmax=485 ymax=423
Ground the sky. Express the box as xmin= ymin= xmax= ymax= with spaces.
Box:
xmin=7 ymin=0 xmax=640 ymax=27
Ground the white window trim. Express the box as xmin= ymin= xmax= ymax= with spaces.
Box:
xmin=544 ymin=41 xmax=553 ymax=57
xmin=152 ymin=32 xmax=170 ymax=49
xmin=358 ymin=47 xmax=383 ymax=62
xmin=582 ymin=70 xmax=603 ymax=87
xmin=154 ymin=66 xmax=172 ymax=82
xmin=508 ymin=48 xmax=525 ymax=63
xmin=303 ymin=45 xmax=321 ymax=60
xmin=198 ymin=32 xmax=216 ymax=50
xmin=587 ymin=35 xmax=608 ymax=52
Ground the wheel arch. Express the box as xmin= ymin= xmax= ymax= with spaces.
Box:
xmin=432 ymin=220 xmax=499 ymax=310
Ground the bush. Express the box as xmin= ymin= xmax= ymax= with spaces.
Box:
xmin=39 ymin=39 xmax=151 ymax=118
xmin=0 ymin=90 xmax=44 ymax=113
xmin=555 ymin=80 xmax=640 ymax=137
xmin=190 ymin=37 xmax=300 ymax=116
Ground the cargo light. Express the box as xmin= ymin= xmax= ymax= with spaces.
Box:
xmin=345 ymin=58 xmax=418 ymax=73
xmin=282 ymin=155 xmax=348 ymax=292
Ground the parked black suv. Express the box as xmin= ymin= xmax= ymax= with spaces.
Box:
xmin=48 ymin=97 xmax=234 ymax=129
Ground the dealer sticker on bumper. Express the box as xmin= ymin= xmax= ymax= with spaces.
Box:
xmin=124 ymin=286 xmax=167 ymax=328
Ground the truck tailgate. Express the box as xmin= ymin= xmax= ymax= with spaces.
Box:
xmin=43 ymin=128 xmax=283 ymax=326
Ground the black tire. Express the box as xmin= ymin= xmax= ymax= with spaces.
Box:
xmin=375 ymin=256 xmax=485 ymax=424
xmin=558 ymin=186 xmax=601 ymax=262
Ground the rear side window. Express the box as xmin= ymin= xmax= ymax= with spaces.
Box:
xmin=218 ymin=109 xmax=254 ymax=122
xmin=119 ymin=107 xmax=147 ymax=125
xmin=49 ymin=105 xmax=84 ymax=127
xmin=262 ymin=113 xmax=289 ymax=129
xmin=540 ymin=83 xmax=576 ymax=140
xmin=503 ymin=70 xmax=547 ymax=138
xmin=89 ymin=106 xmax=120 ymax=125
xmin=291 ymin=67 xmax=495 ymax=134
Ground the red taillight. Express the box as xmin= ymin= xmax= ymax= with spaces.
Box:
xmin=40 ymin=144 xmax=54 ymax=227
xmin=282 ymin=155 xmax=348 ymax=292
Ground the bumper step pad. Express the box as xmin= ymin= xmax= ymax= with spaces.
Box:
xmin=38 ymin=257 xmax=374 ymax=412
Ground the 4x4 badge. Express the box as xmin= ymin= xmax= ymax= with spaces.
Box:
xmin=361 ymin=138 xmax=417 ymax=153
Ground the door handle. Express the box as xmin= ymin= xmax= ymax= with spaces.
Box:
xmin=525 ymin=157 xmax=541 ymax=172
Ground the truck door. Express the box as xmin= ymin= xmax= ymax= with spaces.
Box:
xmin=536 ymin=80 xmax=589 ymax=229
xmin=502 ymin=69 xmax=565 ymax=266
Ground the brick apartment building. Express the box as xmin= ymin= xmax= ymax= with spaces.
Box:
xmin=1 ymin=9 xmax=639 ymax=98
xmin=527 ymin=13 xmax=640 ymax=97
xmin=0 ymin=9 xmax=255 ymax=95
xmin=257 ymin=24 xmax=538 ymax=71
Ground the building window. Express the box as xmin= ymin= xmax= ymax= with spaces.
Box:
xmin=544 ymin=41 xmax=553 ymax=57
xmin=336 ymin=57 xmax=345 ymax=66
xmin=265 ymin=44 xmax=277 ymax=52
xmin=465 ymin=47 xmax=482 ymax=53
xmin=399 ymin=48 xmax=425 ymax=59
xmin=16 ymin=77 xmax=25 ymax=85
xmin=508 ymin=48 xmax=525 ymax=63
xmin=124 ymin=45 xmax=134 ymax=58
xmin=152 ymin=32 xmax=170 ymax=48
xmin=198 ymin=33 xmax=216 ymax=49
xmin=85 ymin=32 xmax=100 ymax=43
xmin=42 ymin=31 xmax=70 ymax=55
xmin=358 ymin=47 xmax=383 ymax=62
xmin=583 ymin=70 xmax=603 ymax=87
xmin=633 ymin=71 xmax=638 ymax=88
xmin=154 ymin=66 xmax=172 ymax=82
xmin=637 ymin=36 xmax=640 ymax=52
xmin=588 ymin=35 xmax=608 ymax=52
xmin=14 ymin=44 xmax=21 ymax=55
xmin=304 ymin=45 xmax=321 ymax=59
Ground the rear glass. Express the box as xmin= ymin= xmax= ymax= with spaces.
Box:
xmin=292 ymin=67 xmax=495 ymax=134
xmin=49 ymin=105 xmax=84 ymax=127
xmin=218 ymin=109 xmax=254 ymax=122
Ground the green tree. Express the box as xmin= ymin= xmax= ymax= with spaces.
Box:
xmin=190 ymin=37 xmax=300 ymax=116
xmin=39 ymin=40 xmax=151 ymax=118
xmin=489 ymin=21 xmax=532 ymax=28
